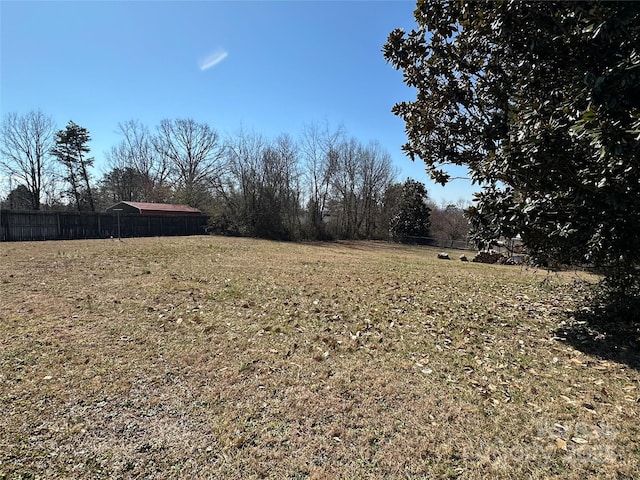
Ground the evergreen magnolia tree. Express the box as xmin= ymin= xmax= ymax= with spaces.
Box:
xmin=384 ymin=2 xmax=640 ymax=296
xmin=51 ymin=121 xmax=96 ymax=211
xmin=389 ymin=179 xmax=431 ymax=243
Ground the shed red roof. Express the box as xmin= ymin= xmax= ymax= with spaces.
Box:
xmin=109 ymin=201 xmax=202 ymax=215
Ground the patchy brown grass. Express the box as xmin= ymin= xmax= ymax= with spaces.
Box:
xmin=0 ymin=236 xmax=638 ymax=479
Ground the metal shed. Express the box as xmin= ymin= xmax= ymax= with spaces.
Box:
xmin=105 ymin=201 xmax=202 ymax=216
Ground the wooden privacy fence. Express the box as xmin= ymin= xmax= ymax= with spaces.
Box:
xmin=0 ymin=210 xmax=208 ymax=242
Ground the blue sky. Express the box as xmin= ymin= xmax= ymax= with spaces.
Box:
xmin=1 ymin=0 xmax=475 ymax=204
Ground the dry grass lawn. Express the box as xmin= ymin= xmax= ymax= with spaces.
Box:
xmin=1 ymin=236 xmax=638 ymax=479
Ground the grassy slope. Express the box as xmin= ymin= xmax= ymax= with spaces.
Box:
xmin=0 ymin=236 xmax=638 ymax=479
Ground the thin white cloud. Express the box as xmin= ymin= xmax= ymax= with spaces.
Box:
xmin=199 ymin=48 xmax=228 ymax=71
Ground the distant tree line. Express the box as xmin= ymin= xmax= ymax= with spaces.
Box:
xmin=0 ymin=110 xmax=469 ymax=242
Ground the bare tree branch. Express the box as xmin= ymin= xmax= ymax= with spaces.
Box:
xmin=0 ymin=111 xmax=57 ymax=210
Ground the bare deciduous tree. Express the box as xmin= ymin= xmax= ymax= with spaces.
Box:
xmin=331 ymin=137 xmax=361 ymax=238
xmin=223 ymin=128 xmax=267 ymax=233
xmin=358 ymin=141 xmax=397 ymax=238
xmin=0 ymin=110 xmax=57 ymax=210
xmin=153 ymin=118 xmax=225 ymax=207
xmin=300 ymin=121 xmax=344 ymax=238
xmin=255 ymin=134 xmax=302 ymax=239
xmin=429 ymin=200 xmax=470 ymax=247
xmin=329 ymin=139 xmax=397 ymax=239
xmin=106 ymin=120 xmax=170 ymax=202
xmin=220 ymin=129 xmax=302 ymax=239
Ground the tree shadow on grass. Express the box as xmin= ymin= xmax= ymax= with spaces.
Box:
xmin=554 ymin=297 xmax=640 ymax=371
